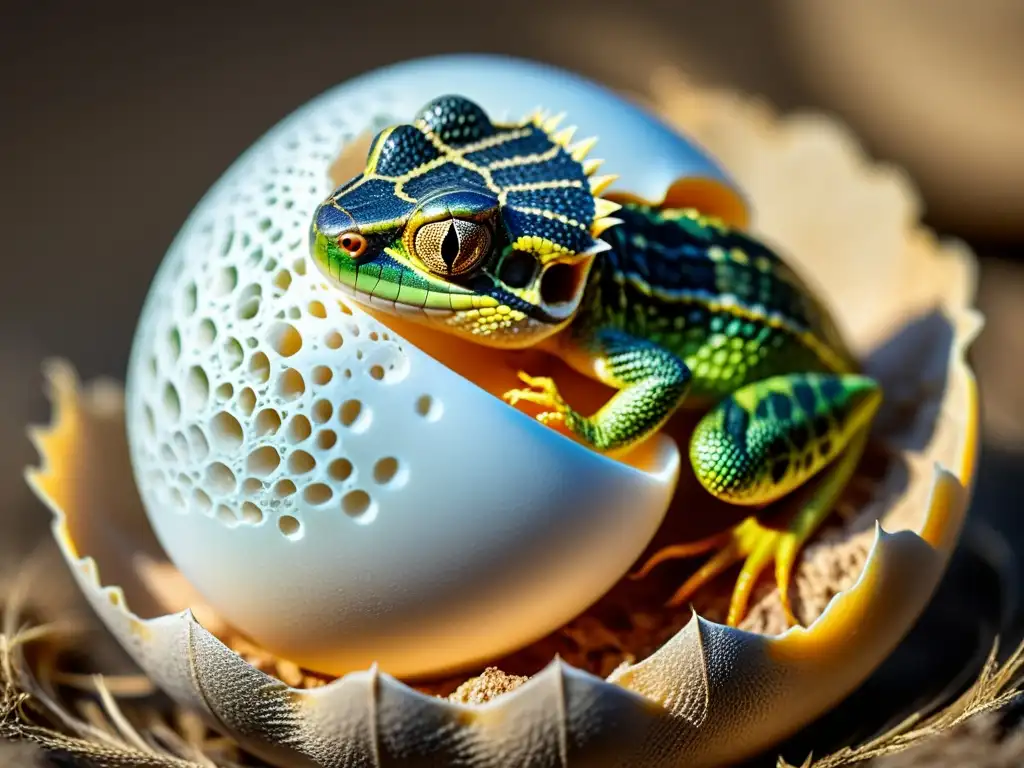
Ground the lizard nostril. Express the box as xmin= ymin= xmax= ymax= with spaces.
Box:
xmin=498 ymin=251 xmax=536 ymax=288
xmin=540 ymin=262 xmax=582 ymax=305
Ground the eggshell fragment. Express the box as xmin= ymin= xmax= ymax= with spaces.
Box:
xmin=26 ymin=55 xmax=981 ymax=768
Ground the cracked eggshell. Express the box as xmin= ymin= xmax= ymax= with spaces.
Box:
xmin=113 ymin=53 xmax=755 ymax=680
xmin=27 ymin=55 xmax=982 ymax=768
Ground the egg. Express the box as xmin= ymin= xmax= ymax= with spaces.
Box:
xmin=122 ymin=55 xmax=755 ymax=679
xmin=30 ymin=54 xmax=981 ymax=768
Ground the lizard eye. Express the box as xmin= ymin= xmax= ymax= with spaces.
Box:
xmin=412 ymin=218 xmax=492 ymax=277
xmin=337 ymin=232 xmax=368 ymax=258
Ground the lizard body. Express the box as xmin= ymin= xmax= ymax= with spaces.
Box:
xmin=309 ymin=95 xmax=881 ymax=626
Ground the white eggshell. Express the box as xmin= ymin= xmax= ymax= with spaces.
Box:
xmin=124 ymin=55 xmax=744 ymax=679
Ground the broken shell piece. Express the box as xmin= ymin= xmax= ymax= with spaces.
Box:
xmin=27 ymin=54 xmax=981 ymax=767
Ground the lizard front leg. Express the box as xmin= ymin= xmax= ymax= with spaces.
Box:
xmin=503 ymin=328 xmax=692 ymax=454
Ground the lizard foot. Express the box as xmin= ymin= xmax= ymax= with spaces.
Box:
xmin=631 ymin=516 xmax=803 ymax=628
xmin=502 ymin=372 xmax=570 ymax=426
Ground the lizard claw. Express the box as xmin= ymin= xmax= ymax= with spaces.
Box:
xmin=515 ymin=371 xmax=558 ymax=390
xmin=537 ymin=411 xmax=566 ymax=426
xmin=503 ymin=372 xmax=570 ymax=425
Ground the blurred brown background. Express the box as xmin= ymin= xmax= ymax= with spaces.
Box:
xmin=2 ymin=0 xmax=1023 ymax=738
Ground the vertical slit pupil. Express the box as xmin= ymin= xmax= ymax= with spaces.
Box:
xmin=441 ymin=222 xmax=461 ymax=269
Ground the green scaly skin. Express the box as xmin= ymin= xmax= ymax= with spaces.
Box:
xmin=308 ymin=96 xmax=882 ymax=627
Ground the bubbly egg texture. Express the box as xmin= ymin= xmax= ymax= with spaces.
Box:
xmin=120 ymin=56 xmax=764 ymax=679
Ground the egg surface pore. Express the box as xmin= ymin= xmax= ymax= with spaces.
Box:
xmin=123 ymin=55 xmax=747 ymax=679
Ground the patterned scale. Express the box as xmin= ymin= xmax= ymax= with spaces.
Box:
xmin=401 ymin=164 xmax=490 ymax=199
xmin=690 ymin=370 xmax=879 ymax=504
xmin=462 ymin=132 xmax=552 ymax=167
xmin=327 ymin=178 xmax=416 ymax=225
xmin=327 ymin=95 xmax=602 ymax=258
xmin=598 ymin=205 xmax=851 ymax=359
xmin=415 ymin=95 xmax=498 ymax=144
xmin=370 ymin=124 xmax=439 ymax=175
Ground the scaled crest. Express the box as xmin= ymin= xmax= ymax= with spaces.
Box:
xmin=347 ymin=96 xmax=624 ymax=264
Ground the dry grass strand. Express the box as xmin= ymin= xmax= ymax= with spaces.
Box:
xmin=780 ymin=638 xmax=1024 ymax=767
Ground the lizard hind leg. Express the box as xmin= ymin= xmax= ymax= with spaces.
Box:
xmin=636 ymin=372 xmax=881 ymax=627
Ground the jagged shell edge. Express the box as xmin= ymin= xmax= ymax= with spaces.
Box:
xmin=24 ymin=297 xmax=980 ymax=768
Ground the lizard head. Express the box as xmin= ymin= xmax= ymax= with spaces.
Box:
xmin=309 ymin=95 xmax=622 ymax=348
